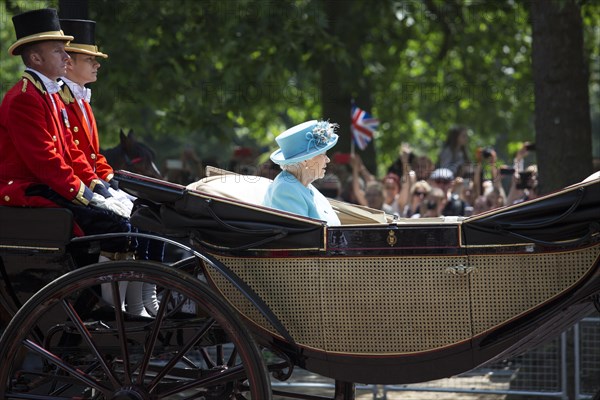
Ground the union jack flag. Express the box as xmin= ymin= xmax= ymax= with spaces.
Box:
xmin=351 ymin=105 xmax=379 ymax=150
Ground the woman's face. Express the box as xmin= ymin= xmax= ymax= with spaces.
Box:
xmin=305 ymin=153 xmax=330 ymax=181
xmin=411 ymin=186 xmax=428 ymax=206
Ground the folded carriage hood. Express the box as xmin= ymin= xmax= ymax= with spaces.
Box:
xmin=462 ymin=176 xmax=600 ymax=247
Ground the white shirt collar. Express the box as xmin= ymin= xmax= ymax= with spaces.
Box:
xmin=61 ymin=77 xmax=92 ymax=102
xmin=26 ymin=68 xmax=62 ymax=94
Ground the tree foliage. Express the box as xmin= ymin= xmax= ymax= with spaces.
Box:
xmin=1 ymin=0 xmax=598 ymax=177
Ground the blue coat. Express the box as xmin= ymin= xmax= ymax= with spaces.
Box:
xmin=263 ymin=170 xmax=340 ymax=226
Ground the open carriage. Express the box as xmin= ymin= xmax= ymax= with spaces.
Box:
xmin=1 ymin=169 xmax=599 ymax=399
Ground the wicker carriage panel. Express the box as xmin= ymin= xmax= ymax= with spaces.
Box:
xmin=319 ymin=256 xmax=471 ymax=353
xmin=207 ymin=255 xmax=471 ymax=354
xmin=470 ymin=247 xmax=600 ymax=335
xmin=208 ymin=257 xmax=323 ymax=348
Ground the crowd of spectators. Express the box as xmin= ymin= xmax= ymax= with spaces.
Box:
xmin=309 ymin=125 xmax=540 ymax=219
xmin=164 ymin=125 xmax=539 ymax=220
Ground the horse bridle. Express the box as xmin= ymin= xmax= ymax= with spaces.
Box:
xmin=121 ymin=146 xmax=144 ymax=166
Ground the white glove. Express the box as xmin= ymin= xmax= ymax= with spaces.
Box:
xmin=108 ymin=188 xmax=134 ymax=216
xmin=90 ymin=193 xmax=130 ymax=218
xmin=109 ymin=187 xmax=136 ymax=202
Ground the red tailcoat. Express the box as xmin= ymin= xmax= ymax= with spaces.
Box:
xmin=59 ymin=84 xmax=114 ymax=182
xmin=0 ymin=72 xmax=101 ymax=208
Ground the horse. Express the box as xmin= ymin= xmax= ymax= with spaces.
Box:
xmin=103 ymin=129 xmax=162 ymax=179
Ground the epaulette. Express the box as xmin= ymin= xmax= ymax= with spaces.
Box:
xmin=22 ymin=72 xmax=46 ymax=95
xmin=58 ymin=83 xmax=75 ymax=104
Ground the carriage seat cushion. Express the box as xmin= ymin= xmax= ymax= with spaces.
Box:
xmin=186 ymin=174 xmax=273 ymax=206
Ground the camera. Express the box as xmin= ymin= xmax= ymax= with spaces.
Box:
xmin=500 ymin=167 xmax=516 ymax=176
xmin=525 ymin=143 xmax=536 ymax=151
xmin=516 ymin=171 xmax=533 ymax=190
xmin=481 ymin=147 xmax=494 ymax=159
xmin=426 ymin=200 xmax=438 ymax=210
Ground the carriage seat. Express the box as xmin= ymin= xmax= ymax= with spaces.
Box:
xmin=186 ymin=172 xmax=390 ymax=225
xmin=0 ymin=207 xmax=73 ymax=255
xmin=186 ymin=174 xmax=272 ymax=206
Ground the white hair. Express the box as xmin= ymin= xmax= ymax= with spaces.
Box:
xmin=280 ymin=162 xmax=303 ymax=172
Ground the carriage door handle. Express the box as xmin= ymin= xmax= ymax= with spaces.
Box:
xmin=445 ymin=264 xmax=475 ymax=276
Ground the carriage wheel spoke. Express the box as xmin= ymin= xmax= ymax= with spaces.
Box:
xmin=217 ymin=343 xmax=224 ymax=365
xmin=227 ymin=347 xmax=238 ymax=367
xmin=111 ymin=281 xmax=132 ymax=384
xmin=159 ymin=364 xmax=248 ymax=398
xmin=61 ymin=299 xmax=121 ymax=388
xmin=137 ymin=289 xmax=172 ymax=385
xmin=22 ymin=339 xmax=111 ymax=395
xmin=148 ymin=317 xmax=216 ymax=393
xmin=48 ymin=361 xmax=103 ymax=396
xmin=200 ymin=347 xmax=216 ymax=369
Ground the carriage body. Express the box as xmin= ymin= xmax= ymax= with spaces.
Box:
xmin=119 ymin=170 xmax=600 ymax=384
xmin=0 ymin=171 xmax=599 ymax=398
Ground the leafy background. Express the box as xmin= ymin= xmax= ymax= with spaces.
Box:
xmin=1 ymin=0 xmax=598 ymax=177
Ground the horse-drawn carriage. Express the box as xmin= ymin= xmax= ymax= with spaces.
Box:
xmin=1 ymin=169 xmax=599 ymax=399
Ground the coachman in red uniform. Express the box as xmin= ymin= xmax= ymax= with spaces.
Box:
xmin=0 ymin=9 xmax=130 ymax=243
xmin=58 ymin=19 xmax=117 ymax=186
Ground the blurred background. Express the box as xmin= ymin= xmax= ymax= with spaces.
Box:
xmin=0 ymin=0 xmax=599 ymax=193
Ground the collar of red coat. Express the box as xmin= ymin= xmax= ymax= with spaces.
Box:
xmin=22 ymin=69 xmax=62 ymax=95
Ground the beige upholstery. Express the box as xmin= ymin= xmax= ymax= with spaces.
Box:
xmin=186 ymin=174 xmax=273 ymax=206
xmin=188 ymin=169 xmax=390 ymax=225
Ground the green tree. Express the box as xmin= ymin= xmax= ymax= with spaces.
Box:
xmin=531 ymin=0 xmax=593 ymax=192
xmin=1 ymin=0 xmax=598 ymax=182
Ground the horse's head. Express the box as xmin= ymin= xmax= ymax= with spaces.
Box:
xmin=104 ymin=129 xmax=162 ymax=179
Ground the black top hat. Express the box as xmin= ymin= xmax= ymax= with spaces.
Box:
xmin=60 ymin=19 xmax=108 ymax=58
xmin=8 ymin=8 xmax=74 ymax=56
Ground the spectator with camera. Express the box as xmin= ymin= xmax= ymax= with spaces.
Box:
xmin=384 ymin=143 xmax=415 ymax=214
xmin=506 ymin=142 xmax=538 ymax=205
xmin=412 ymin=187 xmax=447 ymax=218
xmin=472 ymin=181 xmax=507 ymax=215
xmin=470 ymin=146 xmax=507 ymax=214
xmin=402 ymin=180 xmax=432 ymax=218
xmin=428 ymin=168 xmax=469 ymax=216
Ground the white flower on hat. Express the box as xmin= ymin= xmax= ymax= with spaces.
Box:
xmin=305 ymin=121 xmax=338 ymax=152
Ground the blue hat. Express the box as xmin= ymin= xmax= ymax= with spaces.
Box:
xmin=270 ymin=120 xmax=339 ymax=166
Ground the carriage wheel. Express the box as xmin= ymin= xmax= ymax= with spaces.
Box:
xmin=0 ymin=260 xmax=271 ymax=399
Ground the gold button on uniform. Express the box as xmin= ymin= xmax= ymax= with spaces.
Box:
xmin=91 ymin=154 xmax=97 ymax=160
xmin=73 ymin=126 xmax=79 ymax=132
xmin=52 ymin=135 xmax=57 ymax=141
xmin=69 ymin=188 xmax=74 ymax=192
xmin=8 ymin=180 xmax=13 ymax=185
xmin=3 ymin=196 xmax=9 ymax=202
xmin=74 ymin=139 xmax=80 ymax=145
